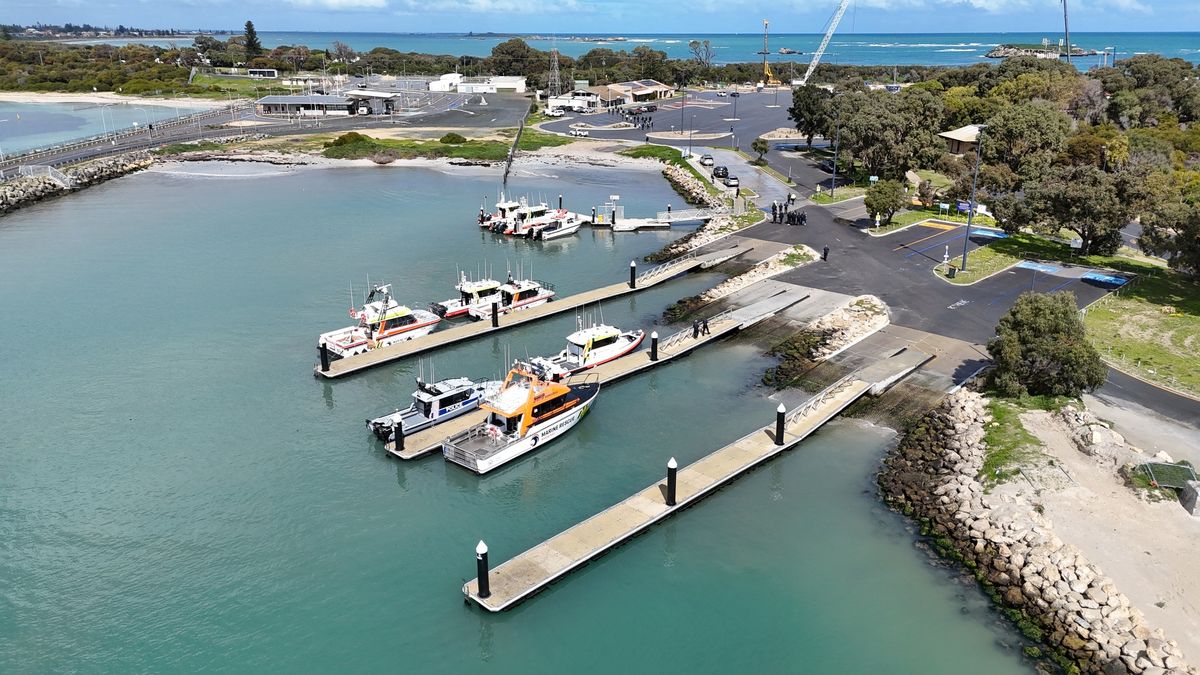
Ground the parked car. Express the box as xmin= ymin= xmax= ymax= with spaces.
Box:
xmin=643 ymin=104 xmax=658 ymax=112
xmin=545 ymin=108 xmax=565 ymax=117
xmin=818 ymin=159 xmax=837 ymax=173
xmin=729 ymin=91 xmax=741 ymax=98
xmin=568 ymin=129 xmax=590 ymax=137
xmin=572 ymin=105 xmax=588 ymax=113
xmin=712 ymin=165 xmax=729 ymax=179
xmin=723 ymin=175 xmax=740 ymax=187
xmin=716 ymin=91 xmax=728 ymax=97
xmin=699 ymin=154 xmax=715 ymax=166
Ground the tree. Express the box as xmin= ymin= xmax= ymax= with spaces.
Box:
xmin=1025 ymin=165 xmax=1149 ymax=255
xmin=331 ymin=40 xmax=357 ymax=64
xmin=1141 ymin=201 xmax=1200 ymax=278
xmin=688 ymin=39 xmax=714 ymax=68
xmin=917 ymin=179 xmax=936 ymax=209
xmin=243 ymin=21 xmax=262 ymax=60
xmin=751 ymin=137 xmax=769 ymax=164
xmin=983 ymin=101 xmax=1070 ymax=182
xmin=864 ymin=179 xmax=907 ymax=224
xmin=986 ymin=292 xmax=1106 ymax=398
xmin=787 ymin=85 xmax=831 ymax=149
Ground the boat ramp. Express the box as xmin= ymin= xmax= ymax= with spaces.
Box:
xmin=461 ymin=347 xmax=933 ymax=612
xmin=385 ymin=288 xmax=810 ymax=459
xmin=316 ymin=247 xmax=745 ymax=379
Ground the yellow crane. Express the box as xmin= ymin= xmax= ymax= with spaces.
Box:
xmin=762 ymin=20 xmax=781 ymax=87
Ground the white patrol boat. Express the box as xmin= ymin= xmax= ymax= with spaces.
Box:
xmin=442 ymin=362 xmax=600 ymax=474
xmin=529 ymin=210 xmax=586 ymax=240
xmin=366 ymin=376 xmax=502 ymax=445
xmin=429 ymin=272 xmax=503 ymax=319
xmin=465 ymin=275 xmax=555 ymax=320
xmin=530 ymin=322 xmax=645 ymax=381
xmin=478 ymin=197 xmax=522 ymax=230
xmin=318 ymin=284 xmax=440 ymax=359
xmin=499 ymin=199 xmax=551 ymax=235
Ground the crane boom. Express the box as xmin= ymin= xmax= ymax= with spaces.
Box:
xmin=798 ymin=0 xmax=852 ymax=86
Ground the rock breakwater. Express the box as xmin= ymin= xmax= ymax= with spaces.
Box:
xmin=879 ymin=390 xmax=1194 ymax=674
xmin=1 ymin=151 xmax=153 ymax=215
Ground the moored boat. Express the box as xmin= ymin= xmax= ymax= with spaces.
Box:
xmin=429 ymin=272 xmax=503 ymax=319
xmin=367 ymin=376 xmax=502 ymax=446
xmin=318 ymin=284 xmax=440 ymax=359
xmin=465 ymin=276 xmax=555 ymax=320
xmin=442 ymin=362 xmax=600 ymax=474
xmin=531 ymin=211 xmax=585 ymax=240
xmin=530 ymin=323 xmax=644 ymax=381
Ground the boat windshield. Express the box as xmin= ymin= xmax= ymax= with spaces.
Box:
xmin=566 ymin=342 xmax=585 ymax=357
xmin=418 ymin=399 xmax=433 ymax=419
xmin=488 ymin=411 xmax=521 ymax=434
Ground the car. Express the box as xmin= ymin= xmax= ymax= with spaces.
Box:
xmin=711 ymin=165 xmax=729 ymax=179
xmin=716 ymin=91 xmax=728 ymax=97
xmin=568 ymin=129 xmax=590 ymax=137
xmin=819 ymin=159 xmax=837 ymax=173
xmin=572 ymin=105 xmax=588 ymax=113
xmin=643 ymin=104 xmax=658 ymax=113
xmin=699 ymin=154 xmax=714 ymax=166
xmin=729 ymin=91 xmax=741 ymax=98
xmin=723 ymin=175 xmax=740 ymax=187
xmin=545 ymin=108 xmax=565 ymax=117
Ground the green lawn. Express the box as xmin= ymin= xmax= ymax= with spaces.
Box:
xmin=981 ymin=398 xmax=1044 ymax=486
xmin=321 ymin=129 xmax=570 ymax=161
xmin=939 ymin=232 xmax=1161 ymax=285
xmin=811 ymin=185 xmax=868 ymax=204
xmin=189 ymin=73 xmax=299 ymax=98
xmin=1083 ymin=269 xmax=1200 ymax=397
xmin=618 ymin=145 xmax=722 ymax=196
xmin=914 ymin=169 xmax=954 ymax=191
xmin=871 ymin=207 xmax=997 ymax=234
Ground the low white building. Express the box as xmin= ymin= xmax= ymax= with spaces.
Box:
xmin=429 ymin=73 xmax=463 ymax=92
xmin=457 ymin=76 xmax=527 ymax=94
xmin=547 ymin=89 xmax=600 ymax=111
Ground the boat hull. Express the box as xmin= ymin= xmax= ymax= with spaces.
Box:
xmin=442 ymin=382 xmax=599 ymax=474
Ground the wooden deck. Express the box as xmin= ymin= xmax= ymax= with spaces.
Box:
xmin=461 ymin=349 xmax=932 ymax=612
xmin=383 ymin=288 xmax=812 ymax=460
xmin=316 ymin=248 xmax=745 ymax=380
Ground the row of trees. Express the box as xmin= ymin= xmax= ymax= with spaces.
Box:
xmin=788 ymin=55 xmax=1200 ymax=271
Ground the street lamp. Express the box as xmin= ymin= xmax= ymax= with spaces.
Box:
xmin=960 ymin=124 xmax=988 ymax=272
xmin=687 ymin=114 xmax=695 ymax=158
xmin=830 ymin=110 xmax=842 ymax=199
xmin=132 ymin=106 xmax=153 ymax=139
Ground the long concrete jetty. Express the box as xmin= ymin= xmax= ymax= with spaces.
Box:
xmin=315 ymin=247 xmax=746 ymax=380
xmin=385 ymin=288 xmax=810 ymax=459
xmin=461 ymin=348 xmax=933 ymax=612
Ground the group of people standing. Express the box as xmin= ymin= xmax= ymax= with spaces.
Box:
xmin=771 ymin=194 xmax=805 ymax=226
xmin=609 ymin=108 xmax=655 ymax=130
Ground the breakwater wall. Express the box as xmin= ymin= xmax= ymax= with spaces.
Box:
xmin=662 ymin=163 xmax=725 ymax=209
xmin=1 ymin=152 xmax=153 ymax=215
xmin=878 ymin=390 xmax=1194 ymax=675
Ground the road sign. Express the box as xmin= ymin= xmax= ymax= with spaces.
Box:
xmin=869 ymin=175 xmax=879 ymax=183
xmin=1070 ymin=238 xmax=1083 ymax=249
xmin=938 ymin=202 xmax=950 ymax=213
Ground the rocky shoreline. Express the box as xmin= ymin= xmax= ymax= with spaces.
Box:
xmin=879 ymin=390 xmax=1194 ymax=674
xmin=1 ymin=152 xmax=153 ymax=215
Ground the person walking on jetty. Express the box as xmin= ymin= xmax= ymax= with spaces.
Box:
xmin=692 ymin=319 xmax=700 ymax=339
xmin=701 ymin=318 xmax=710 ymax=335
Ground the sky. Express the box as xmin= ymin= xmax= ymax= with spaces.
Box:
xmin=6 ymin=0 xmax=1198 ymax=34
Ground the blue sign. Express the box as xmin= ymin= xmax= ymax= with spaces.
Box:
xmin=1082 ymin=272 xmax=1129 ymax=286
xmin=972 ymin=229 xmax=1009 ymax=239
xmin=1016 ymin=261 xmax=1060 ymax=274
xmin=956 ymin=200 xmax=971 ymax=212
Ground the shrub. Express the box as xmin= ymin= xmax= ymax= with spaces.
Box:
xmin=439 ymin=132 xmax=467 ymax=144
xmin=987 ymin=291 xmax=1106 ymax=397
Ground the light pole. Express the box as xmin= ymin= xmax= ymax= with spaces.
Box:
xmin=0 ymin=118 xmax=9 ymax=162
xmin=960 ymin=125 xmax=988 ymax=272
xmin=830 ymin=111 xmax=842 ymax=199
xmin=687 ymin=114 xmax=695 ymax=158
xmin=133 ymin=107 xmax=152 ymax=139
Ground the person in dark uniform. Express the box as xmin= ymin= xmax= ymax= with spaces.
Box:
xmin=692 ymin=319 xmax=700 ymax=339
xmin=701 ymin=318 xmax=710 ymax=335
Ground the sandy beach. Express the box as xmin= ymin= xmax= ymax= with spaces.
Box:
xmin=0 ymin=91 xmax=221 ymax=109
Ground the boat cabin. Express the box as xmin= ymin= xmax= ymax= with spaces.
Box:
xmin=413 ymin=377 xmax=476 ymax=419
xmin=483 ymin=364 xmax=577 ymax=437
xmin=566 ymin=326 xmax=621 ymax=357
xmin=499 ymin=279 xmax=548 ymax=306
xmin=458 ymin=278 xmax=501 ymax=304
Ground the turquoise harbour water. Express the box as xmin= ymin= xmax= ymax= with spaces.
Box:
xmin=0 ymin=101 xmax=204 ymax=156
xmin=0 ymin=164 xmax=1030 ymax=672
xmin=71 ymin=31 xmax=1200 ymax=67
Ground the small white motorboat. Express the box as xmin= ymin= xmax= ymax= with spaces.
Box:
xmin=429 ymin=272 xmax=503 ymax=319
xmin=367 ymin=376 xmax=502 ymax=446
xmin=465 ymin=275 xmax=555 ymax=320
xmin=530 ymin=322 xmax=645 ymax=381
xmin=532 ymin=212 xmax=585 ymax=240
xmin=318 ymin=284 xmax=440 ymax=359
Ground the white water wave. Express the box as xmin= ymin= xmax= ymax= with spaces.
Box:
xmin=937 ymin=48 xmax=979 ymax=52
xmin=868 ymin=42 xmax=993 ymax=48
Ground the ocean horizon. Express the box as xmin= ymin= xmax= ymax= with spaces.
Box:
xmin=66 ymin=30 xmax=1200 ymax=68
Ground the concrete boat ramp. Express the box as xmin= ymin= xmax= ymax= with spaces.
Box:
xmin=461 ymin=347 xmax=933 ymax=612
xmin=384 ymin=287 xmax=811 ymax=459
xmin=316 ymin=247 xmax=744 ymax=379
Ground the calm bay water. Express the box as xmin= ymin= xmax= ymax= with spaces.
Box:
xmin=0 ymin=101 xmax=201 ymax=155
xmin=0 ymin=163 xmax=1030 ymax=671
xmin=71 ymin=31 xmax=1200 ymax=67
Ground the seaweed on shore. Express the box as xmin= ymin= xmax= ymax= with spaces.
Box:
xmin=761 ymin=330 xmax=829 ymax=388
xmin=661 ymin=294 xmax=707 ymax=323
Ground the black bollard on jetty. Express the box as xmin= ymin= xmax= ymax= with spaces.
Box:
xmin=476 ymin=540 xmax=491 ymax=599
xmin=491 ymin=301 xmax=499 ymax=328
xmin=775 ymin=402 xmax=786 ymax=446
xmin=318 ymin=340 xmax=330 ymax=372
xmin=650 ymin=331 xmax=659 ymax=361
xmin=629 ymin=260 xmax=637 ymax=289
xmin=392 ymin=423 xmax=405 ymax=453
xmin=558 ymin=194 xmax=563 ymax=209
xmin=666 ymin=457 xmax=678 ymax=506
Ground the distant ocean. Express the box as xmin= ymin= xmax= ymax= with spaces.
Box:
xmin=67 ymin=31 xmax=1200 ymax=68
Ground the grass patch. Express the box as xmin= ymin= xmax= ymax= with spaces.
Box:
xmin=189 ymin=73 xmax=300 ymax=98
xmin=811 ymin=185 xmax=868 ymax=204
xmin=1083 ymin=268 xmax=1200 ymax=397
xmin=152 ymin=140 xmax=228 ymax=155
xmin=941 ymin=231 xmax=1164 ymax=285
xmin=914 ymin=169 xmax=954 ymax=191
xmin=873 ymin=207 xmax=997 ymax=234
xmin=779 ymin=245 xmax=814 ymax=267
xmin=732 ymin=209 xmax=765 ymax=229
xmin=981 ymin=398 xmax=1042 ymax=486
xmin=618 ymin=145 xmax=722 ymax=196
xmin=320 ymin=129 xmax=570 ymax=161
xmin=1127 ymin=465 xmax=1181 ymax=501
